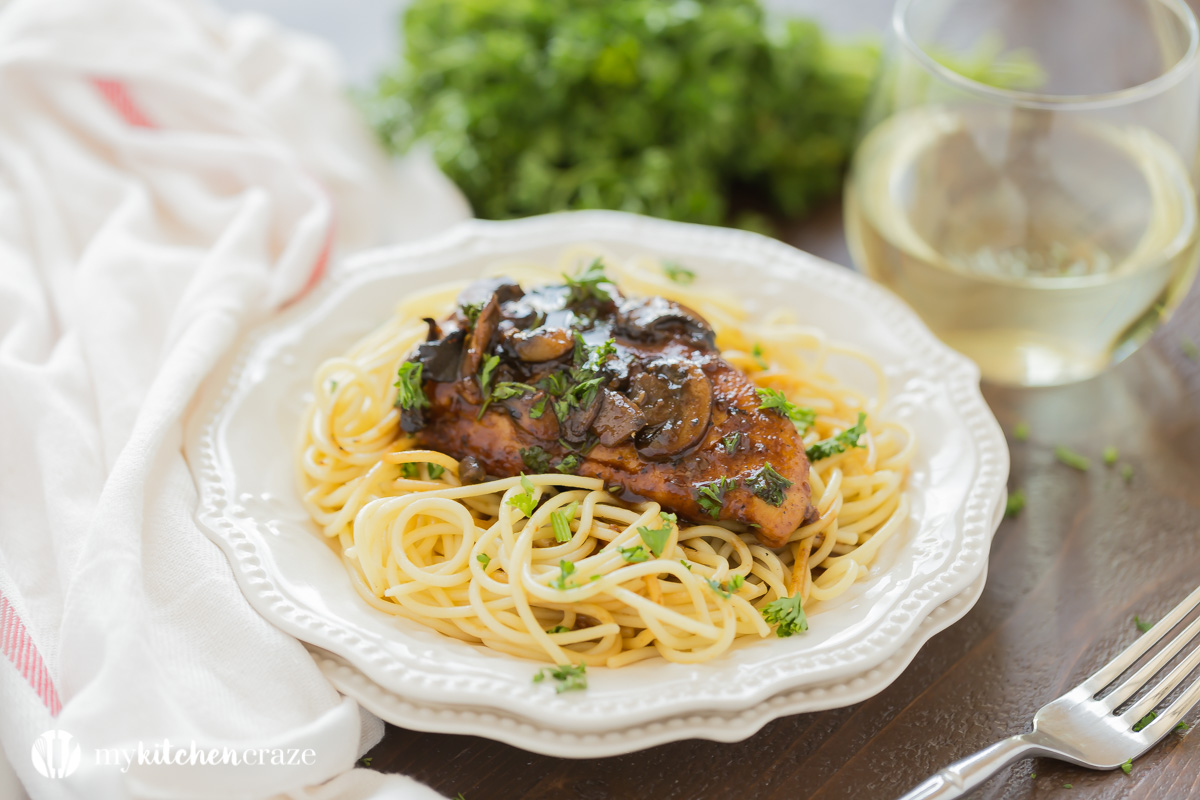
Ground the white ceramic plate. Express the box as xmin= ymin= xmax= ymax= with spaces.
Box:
xmin=187 ymin=211 xmax=1009 ymax=733
xmin=314 ymin=567 xmax=990 ymax=758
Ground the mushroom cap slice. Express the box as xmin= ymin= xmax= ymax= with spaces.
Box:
xmin=628 ymin=358 xmax=713 ymax=460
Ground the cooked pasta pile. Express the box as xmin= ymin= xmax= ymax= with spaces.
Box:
xmin=296 ymin=249 xmax=914 ymax=668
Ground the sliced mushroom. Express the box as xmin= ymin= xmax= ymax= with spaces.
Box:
xmin=593 ymin=390 xmax=646 ymax=447
xmin=410 ymin=328 xmax=465 ymax=383
xmin=628 ymin=358 xmax=713 ymax=460
xmin=500 ymin=326 xmax=575 ymax=363
xmin=616 ymin=297 xmax=716 ymax=348
xmin=458 ymin=293 xmax=501 ymax=404
xmin=503 ymin=391 xmax=561 ymax=440
xmin=456 ymin=278 xmax=524 ymax=313
xmin=561 ymin=393 xmax=602 ymax=441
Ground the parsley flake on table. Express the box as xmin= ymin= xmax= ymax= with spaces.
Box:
xmin=1103 ymin=446 xmax=1118 ymax=465
xmin=533 ymin=663 xmax=587 ymax=693
xmin=393 ymin=362 xmax=428 ymax=410
xmin=761 ymin=594 xmax=808 ymax=637
xmin=661 ymin=261 xmax=695 ymax=285
xmin=748 ymin=462 xmax=793 ymax=507
xmin=551 ymin=502 xmax=579 ymax=543
xmin=507 ymin=476 xmax=537 ymax=517
xmin=1121 ymin=759 xmax=1133 ymax=775
xmin=1134 ymin=615 xmax=1154 ymax=633
xmin=1177 ymin=721 xmax=1190 ymax=733
xmin=1121 ymin=463 xmax=1134 ymax=482
xmin=806 ymin=412 xmax=867 ymax=461
xmin=756 ymin=388 xmax=816 ymax=433
xmin=1005 ymin=489 xmax=1026 ymax=519
xmin=637 ymin=512 xmax=676 ymax=557
xmin=1054 ymin=445 xmax=1091 ymax=471
xmin=1013 ymin=421 xmax=1030 ymax=441
xmin=1182 ymin=336 xmax=1199 ymax=360
xmin=696 ymin=477 xmax=736 ymax=519
xmin=1133 ymin=711 xmax=1157 ymax=732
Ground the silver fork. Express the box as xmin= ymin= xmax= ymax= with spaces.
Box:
xmin=899 ymin=583 xmax=1200 ymax=799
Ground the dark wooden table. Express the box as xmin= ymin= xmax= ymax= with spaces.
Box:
xmin=362 ymin=10 xmax=1200 ymax=800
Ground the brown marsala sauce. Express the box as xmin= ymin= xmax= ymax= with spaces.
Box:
xmin=398 ymin=264 xmax=814 ymax=548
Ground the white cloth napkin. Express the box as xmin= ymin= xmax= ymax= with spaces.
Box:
xmin=0 ymin=0 xmax=469 ymax=797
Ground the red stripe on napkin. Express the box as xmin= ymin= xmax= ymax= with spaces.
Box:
xmin=0 ymin=591 xmax=62 ymax=716
xmin=92 ymin=78 xmax=156 ymax=129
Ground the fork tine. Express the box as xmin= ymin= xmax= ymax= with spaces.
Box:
xmin=1104 ymin=612 xmax=1200 ymax=710
xmin=1080 ymin=583 xmax=1200 ymax=695
xmin=1136 ymin=664 xmax=1200 ymax=743
xmin=1120 ymin=631 xmax=1200 ymax=724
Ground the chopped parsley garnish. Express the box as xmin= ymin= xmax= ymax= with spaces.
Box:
xmin=618 ymin=545 xmax=650 ymax=563
xmin=680 ymin=560 xmax=692 ymax=570
xmin=549 ymin=559 xmax=576 ymax=590
xmin=546 ymin=625 xmax=570 ymax=634
xmin=492 ymin=382 xmax=536 ymax=401
xmin=476 ymin=553 xmax=491 ymax=568
xmin=533 ymin=663 xmax=587 ymax=693
xmin=394 ymin=362 xmax=429 ymax=410
xmin=563 ymin=259 xmax=612 ymax=304
xmin=555 ymin=454 xmax=582 ymax=474
xmin=1121 ymin=759 xmax=1132 ymax=775
xmin=748 ymin=462 xmax=793 ymax=507
xmin=1054 ymin=446 xmax=1091 ymax=471
xmin=637 ymin=512 xmax=676 ymax=557
xmin=751 ymin=342 xmax=768 ymax=370
xmin=1103 ymin=446 xmax=1118 ymax=465
xmin=427 ymin=463 xmax=445 ymax=479
xmin=478 ymin=354 xmax=499 ymax=395
xmin=1134 ymin=615 xmax=1154 ymax=633
xmin=551 ymin=501 xmax=579 ymax=543
xmin=705 ymin=574 xmax=745 ymax=599
xmin=460 ymin=301 xmax=484 ymax=324
xmin=1134 ymin=711 xmax=1157 ymax=732
xmin=756 ymin=388 xmax=816 ymax=433
xmin=1005 ymin=489 xmax=1026 ymax=518
xmin=520 ymin=446 xmax=552 ymax=473
xmin=1177 ymin=721 xmax=1190 ymax=732
xmin=1121 ymin=463 xmax=1134 ymax=482
xmin=696 ymin=477 xmax=736 ymax=518
xmin=399 ymin=463 xmax=419 ymax=479
xmin=661 ymin=261 xmax=695 ymax=285
xmin=507 ymin=475 xmax=537 ymax=517
xmin=722 ymin=432 xmax=742 ymax=454
xmin=805 ymin=412 xmax=868 ymax=461
xmin=1013 ymin=421 xmax=1030 ymax=441
xmin=761 ymin=594 xmax=808 ymax=637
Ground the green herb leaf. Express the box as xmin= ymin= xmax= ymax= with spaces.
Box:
xmin=554 ymin=454 xmax=582 ymax=474
xmin=520 ymin=446 xmax=552 ymax=473
xmin=619 ymin=545 xmax=650 ymax=563
xmin=1133 ymin=711 xmax=1157 ymax=732
xmin=722 ymin=432 xmax=742 ymax=454
xmin=1182 ymin=337 xmax=1199 ymax=360
xmin=1104 ymin=446 xmax=1118 ymax=465
xmin=551 ymin=501 xmax=579 ymax=543
xmin=696 ymin=477 xmax=736 ymax=519
xmin=680 ymin=559 xmax=692 ymax=571
xmin=1054 ymin=445 xmax=1091 ymax=471
xmin=546 ymin=625 xmax=570 ymax=634
xmin=751 ymin=342 xmax=768 ymax=370
xmin=460 ymin=301 xmax=484 ymax=325
xmin=1013 ymin=421 xmax=1030 ymax=441
xmin=398 ymin=462 xmax=419 ymax=479
xmin=761 ymin=594 xmax=808 ymax=637
xmin=1134 ymin=615 xmax=1154 ymax=633
xmin=1005 ymin=489 xmax=1026 ymax=519
xmin=549 ymin=558 xmax=577 ymax=590
xmin=1121 ymin=759 xmax=1132 ymax=775
xmin=1177 ymin=721 xmax=1190 ymax=732
xmin=806 ymin=412 xmax=868 ymax=461
xmin=427 ymin=463 xmax=445 ymax=479
xmin=508 ymin=475 xmax=537 ymax=517
xmin=1121 ymin=463 xmax=1134 ymax=482
xmin=478 ymin=354 xmax=499 ymax=396
xmin=705 ymin=574 xmax=744 ymax=599
xmin=532 ymin=663 xmax=587 ymax=693
xmin=756 ymin=388 xmax=816 ymax=433
xmin=394 ymin=362 xmax=429 ymax=410
xmin=748 ymin=462 xmax=793 ymax=507
xmin=476 ymin=553 xmax=491 ymax=568
xmin=661 ymin=261 xmax=695 ymax=284
xmin=637 ymin=512 xmax=676 ymax=557
xmin=563 ymin=259 xmax=612 ymax=304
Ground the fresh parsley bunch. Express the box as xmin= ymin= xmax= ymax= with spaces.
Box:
xmin=363 ymin=0 xmax=878 ymax=228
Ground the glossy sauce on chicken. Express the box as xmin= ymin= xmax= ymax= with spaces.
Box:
xmin=398 ymin=265 xmax=814 ymax=547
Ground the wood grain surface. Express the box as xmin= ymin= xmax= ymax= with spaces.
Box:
xmin=362 ymin=4 xmax=1200 ymax=798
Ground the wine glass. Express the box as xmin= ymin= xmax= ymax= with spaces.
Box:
xmin=845 ymin=0 xmax=1200 ymax=386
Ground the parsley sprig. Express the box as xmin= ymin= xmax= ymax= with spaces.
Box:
xmin=696 ymin=477 xmax=736 ymax=519
xmin=756 ymin=388 xmax=816 ymax=433
xmin=661 ymin=261 xmax=695 ymax=285
xmin=747 ymin=462 xmax=792 ymax=507
xmin=533 ymin=663 xmax=587 ymax=693
xmin=394 ymin=362 xmax=429 ymax=410
xmin=618 ymin=545 xmax=650 ymax=563
xmin=805 ymin=412 xmax=868 ymax=461
xmin=550 ymin=501 xmax=579 ymax=543
xmin=637 ymin=512 xmax=677 ymax=557
xmin=761 ymin=594 xmax=808 ymax=637
xmin=563 ymin=259 xmax=613 ymax=305
xmin=507 ymin=476 xmax=537 ymax=517
xmin=705 ymin=574 xmax=745 ymax=599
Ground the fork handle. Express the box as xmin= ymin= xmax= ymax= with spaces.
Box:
xmin=897 ymin=735 xmax=1044 ymax=800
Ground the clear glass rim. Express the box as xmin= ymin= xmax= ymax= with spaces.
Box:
xmin=893 ymin=0 xmax=1200 ymax=109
